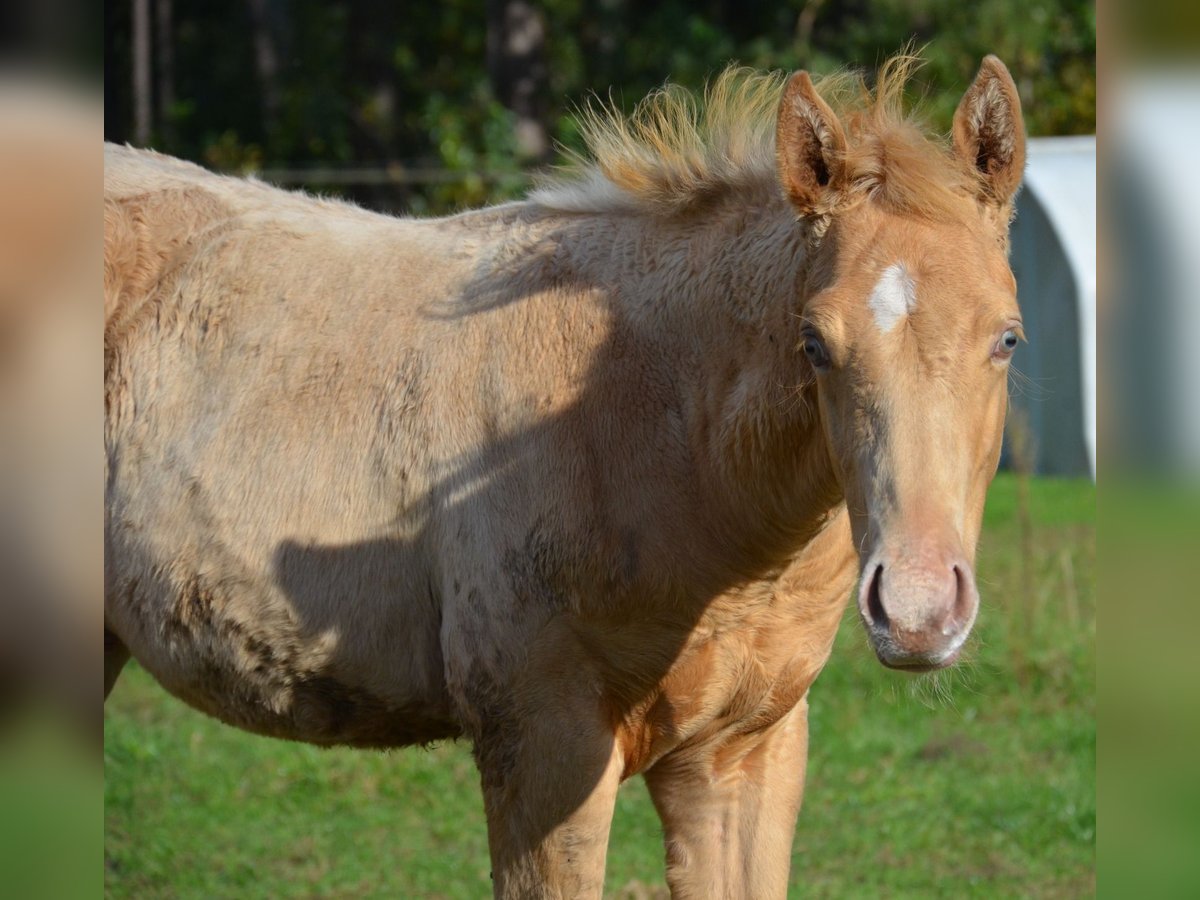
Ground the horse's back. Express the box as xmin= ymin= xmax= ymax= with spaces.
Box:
xmin=103 ymin=144 xmax=391 ymax=336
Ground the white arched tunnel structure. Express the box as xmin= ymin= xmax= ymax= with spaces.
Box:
xmin=1008 ymin=135 xmax=1096 ymax=477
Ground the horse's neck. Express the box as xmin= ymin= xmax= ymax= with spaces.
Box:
xmin=554 ymin=198 xmax=843 ymax=555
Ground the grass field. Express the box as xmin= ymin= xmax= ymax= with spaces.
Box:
xmin=104 ymin=473 xmax=1095 ymax=898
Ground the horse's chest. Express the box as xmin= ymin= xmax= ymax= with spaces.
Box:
xmin=616 ymin=588 xmax=848 ymax=776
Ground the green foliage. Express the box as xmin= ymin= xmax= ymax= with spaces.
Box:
xmin=104 ymin=475 xmax=1095 ymax=897
xmin=801 ymin=0 xmax=1098 ymax=136
xmin=106 ymin=0 xmax=1095 ymax=214
xmin=412 ymin=89 xmax=527 ymax=214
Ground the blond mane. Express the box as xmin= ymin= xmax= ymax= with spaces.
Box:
xmin=532 ymin=53 xmax=981 ymax=220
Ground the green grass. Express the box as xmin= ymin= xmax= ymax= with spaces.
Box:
xmin=104 ymin=473 xmax=1095 ymax=898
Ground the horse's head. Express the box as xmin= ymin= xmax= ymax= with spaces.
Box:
xmin=776 ymin=57 xmax=1025 ymax=671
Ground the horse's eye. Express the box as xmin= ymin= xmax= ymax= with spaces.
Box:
xmin=994 ymin=328 xmax=1021 ymax=359
xmin=802 ymin=333 xmax=830 ymax=371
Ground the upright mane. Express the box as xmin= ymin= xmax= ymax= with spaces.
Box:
xmin=531 ymin=53 xmax=982 ymax=220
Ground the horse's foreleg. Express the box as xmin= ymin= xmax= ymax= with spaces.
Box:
xmin=644 ymin=697 xmax=810 ymax=899
xmin=104 ymin=629 xmax=130 ymax=700
xmin=471 ymin=657 xmax=623 ymax=898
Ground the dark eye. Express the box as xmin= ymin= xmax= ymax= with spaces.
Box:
xmin=802 ymin=332 xmax=831 ymax=371
xmin=994 ymin=328 xmax=1021 ymax=360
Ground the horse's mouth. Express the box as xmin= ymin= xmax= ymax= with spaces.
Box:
xmin=874 ymin=644 xmax=962 ymax=673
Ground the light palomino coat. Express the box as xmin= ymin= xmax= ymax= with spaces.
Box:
xmin=104 ymin=54 xmax=1026 ymax=898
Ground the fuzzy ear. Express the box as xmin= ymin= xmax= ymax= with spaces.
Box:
xmin=775 ymin=71 xmax=848 ymax=216
xmin=952 ymin=56 xmax=1026 ymax=206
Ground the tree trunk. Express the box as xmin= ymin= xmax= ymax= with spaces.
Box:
xmin=486 ymin=0 xmax=550 ymax=162
xmin=346 ymin=0 xmax=404 ymax=209
xmin=155 ymin=0 xmax=174 ymax=142
xmin=131 ymin=0 xmax=151 ymax=145
xmin=246 ymin=0 xmax=282 ymax=142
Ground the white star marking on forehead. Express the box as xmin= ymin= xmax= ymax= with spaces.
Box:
xmin=868 ymin=263 xmax=917 ymax=333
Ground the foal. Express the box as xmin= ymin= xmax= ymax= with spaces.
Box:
xmin=104 ymin=54 xmax=1025 ymax=897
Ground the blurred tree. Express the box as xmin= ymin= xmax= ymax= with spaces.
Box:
xmin=104 ymin=0 xmax=1096 ymax=213
xmin=488 ymin=0 xmax=551 ymax=161
xmin=246 ymin=0 xmax=283 ymax=145
xmin=131 ymin=0 xmax=150 ymax=145
xmin=155 ymin=0 xmax=174 ymax=143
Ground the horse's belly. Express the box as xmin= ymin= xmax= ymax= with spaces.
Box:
xmin=161 ymin=646 xmax=463 ymax=749
xmin=105 ymin=494 xmax=462 ymax=748
xmin=109 ymin=582 xmax=462 ymax=747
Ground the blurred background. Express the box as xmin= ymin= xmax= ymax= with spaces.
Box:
xmin=97 ymin=3 xmax=1099 ymax=899
xmin=36 ymin=0 xmax=1200 ymax=897
xmin=102 ymin=0 xmax=1095 ymax=213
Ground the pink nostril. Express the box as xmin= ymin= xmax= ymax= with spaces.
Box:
xmin=865 ymin=563 xmax=888 ymax=630
xmin=934 ymin=565 xmax=965 ymax=634
xmin=950 ymin=563 xmax=979 ymax=626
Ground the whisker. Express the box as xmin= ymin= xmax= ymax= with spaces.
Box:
xmin=773 ymin=380 xmax=814 ymax=417
xmin=1008 ymin=365 xmax=1051 ymax=401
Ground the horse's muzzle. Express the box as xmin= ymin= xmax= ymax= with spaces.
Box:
xmin=856 ymin=549 xmax=979 ymax=672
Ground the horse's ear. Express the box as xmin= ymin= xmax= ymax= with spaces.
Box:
xmin=952 ymin=56 xmax=1026 ymax=207
xmin=776 ymin=71 xmax=848 ymax=217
